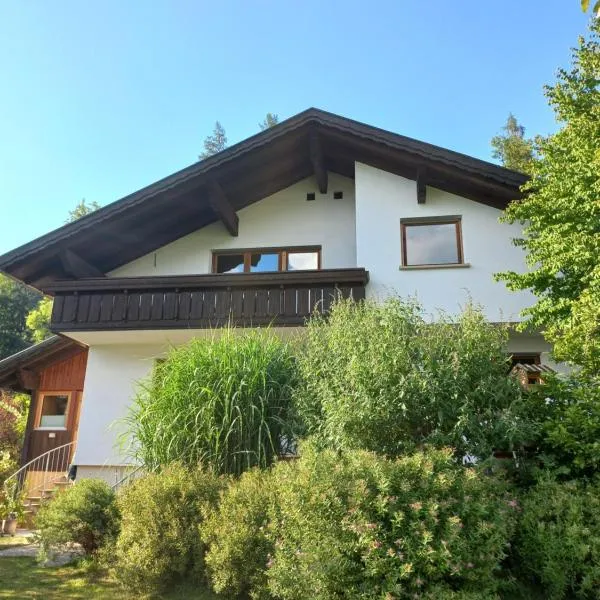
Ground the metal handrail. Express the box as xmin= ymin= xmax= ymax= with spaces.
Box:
xmin=111 ymin=465 xmax=146 ymax=492
xmin=3 ymin=441 xmax=76 ymax=503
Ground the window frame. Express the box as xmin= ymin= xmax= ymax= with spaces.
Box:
xmin=400 ymin=216 xmax=464 ymax=268
xmin=35 ymin=391 xmax=72 ymax=431
xmin=212 ymin=246 xmax=322 ymax=274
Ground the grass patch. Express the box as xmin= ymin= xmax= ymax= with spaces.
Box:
xmin=0 ymin=557 xmax=219 ymax=599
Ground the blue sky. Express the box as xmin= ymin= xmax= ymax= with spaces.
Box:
xmin=0 ymin=1 xmax=590 ymax=254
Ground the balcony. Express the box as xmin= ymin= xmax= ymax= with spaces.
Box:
xmin=45 ymin=269 xmax=369 ymax=332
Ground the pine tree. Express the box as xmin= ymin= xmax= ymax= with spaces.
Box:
xmin=491 ymin=114 xmax=535 ymax=173
xmin=259 ymin=113 xmax=279 ymax=131
xmin=199 ymin=121 xmax=228 ymax=159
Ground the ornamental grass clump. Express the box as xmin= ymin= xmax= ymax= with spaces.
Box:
xmin=266 ymin=444 xmax=516 ymax=600
xmin=125 ymin=328 xmax=298 ymax=475
xmin=295 ymin=297 xmax=530 ymax=459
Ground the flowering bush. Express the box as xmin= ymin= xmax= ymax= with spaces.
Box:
xmin=202 ymin=467 xmax=275 ymax=599
xmin=113 ymin=463 xmax=226 ymax=594
xmin=266 ymin=445 xmax=516 ymax=600
xmin=516 ymin=477 xmax=600 ymax=599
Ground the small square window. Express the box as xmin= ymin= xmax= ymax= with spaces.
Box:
xmin=401 ymin=218 xmax=463 ymax=266
xmin=37 ymin=393 xmax=69 ymax=429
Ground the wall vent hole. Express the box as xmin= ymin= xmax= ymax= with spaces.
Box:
xmin=306 ymin=192 xmax=316 ymax=201
xmin=333 ymin=191 xmax=344 ymax=199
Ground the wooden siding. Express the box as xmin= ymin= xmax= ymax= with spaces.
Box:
xmin=26 ymin=349 xmax=87 ymax=464
xmin=46 ymin=269 xmax=369 ymax=332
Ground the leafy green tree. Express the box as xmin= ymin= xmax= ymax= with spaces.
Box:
xmin=582 ymin=0 xmax=600 ymax=16
xmin=199 ymin=121 xmax=228 ymax=159
xmin=259 ymin=112 xmax=279 ymax=130
xmin=497 ymin=21 xmax=600 ymax=372
xmin=26 ymin=297 xmax=52 ymax=343
xmin=491 ymin=113 xmax=535 ymax=173
xmin=0 ymin=276 xmax=40 ymax=359
xmin=67 ymin=199 xmax=101 ymax=223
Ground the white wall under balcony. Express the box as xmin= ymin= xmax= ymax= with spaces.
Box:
xmin=110 ymin=173 xmax=357 ymax=277
xmin=354 ymin=162 xmax=535 ymax=322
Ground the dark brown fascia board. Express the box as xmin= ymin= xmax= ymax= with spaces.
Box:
xmin=0 ymin=108 xmax=527 ymax=281
xmin=43 ymin=268 xmax=370 ymax=295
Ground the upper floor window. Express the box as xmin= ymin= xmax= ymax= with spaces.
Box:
xmin=400 ymin=216 xmax=464 ymax=267
xmin=212 ymin=246 xmax=321 ymax=274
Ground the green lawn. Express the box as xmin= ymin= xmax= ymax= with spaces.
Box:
xmin=0 ymin=557 xmax=219 ymax=599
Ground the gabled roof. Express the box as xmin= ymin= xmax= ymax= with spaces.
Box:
xmin=0 ymin=336 xmax=83 ymax=391
xmin=0 ymin=108 xmax=527 ymax=290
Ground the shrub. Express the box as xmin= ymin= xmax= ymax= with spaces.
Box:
xmin=125 ymin=328 xmax=298 ymax=475
xmin=516 ymin=477 xmax=600 ymax=599
xmin=202 ymin=467 xmax=275 ymax=599
xmin=36 ymin=479 xmax=119 ymax=556
xmin=113 ymin=463 xmax=225 ymax=593
xmin=295 ymin=298 xmax=530 ymax=459
xmin=266 ymin=445 xmax=516 ymax=600
xmin=528 ymin=374 xmax=600 ymax=478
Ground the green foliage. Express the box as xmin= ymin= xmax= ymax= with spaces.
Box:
xmin=66 ymin=199 xmax=101 ymax=223
xmin=199 ymin=121 xmax=227 ymax=159
xmin=125 ymin=329 xmax=298 ymax=475
xmin=497 ymin=21 xmax=600 ymax=373
xmin=202 ymin=467 xmax=275 ymax=599
xmin=490 ymin=113 xmax=536 ymax=173
xmin=516 ymin=477 xmax=600 ymax=599
xmin=36 ymin=479 xmax=119 ymax=556
xmin=295 ymin=298 xmax=529 ymax=459
xmin=259 ymin=112 xmax=279 ymax=130
xmin=526 ymin=374 xmax=600 ymax=478
xmin=26 ymin=296 xmax=53 ymax=343
xmin=581 ymin=0 xmax=600 ymax=16
xmin=0 ymin=391 xmax=29 ymax=489
xmin=267 ymin=445 xmax=516 ymax=600
xmin=0 ymin=274 xmax=41 ymax=359
xmin=113 ymin=463 xmax=225 ymax=594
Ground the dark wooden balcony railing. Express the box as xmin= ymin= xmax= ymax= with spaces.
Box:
xmin=45 ymin=268 xmax=369 ymax=332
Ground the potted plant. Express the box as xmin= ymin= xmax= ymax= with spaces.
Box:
xmin=1 ymin=492 xmax=25 ymax=536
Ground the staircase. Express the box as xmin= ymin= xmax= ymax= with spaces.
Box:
xmin=3 ymin=442 xmax=76 ymax=525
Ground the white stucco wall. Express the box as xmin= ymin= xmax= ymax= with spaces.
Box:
xmin=74 ymin=344 xmax=163 ymax=466
xmin=354 ymin=162 xmax=534 ymax=322
xmin=110 ymin=173 xmax=356 ymax=277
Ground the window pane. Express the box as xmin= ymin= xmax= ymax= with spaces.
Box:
xmin=287 ymin=251 xmax=319 ymax=271
xmin=405 ymin=223 xmax=459 ymax=265
xmin=250 ymin=252 xmax=279 ymax=272
xmin=215 ymin=254 xmax=245 ymax=273
xmin=39 ymin=394 xmax=68 ymax=428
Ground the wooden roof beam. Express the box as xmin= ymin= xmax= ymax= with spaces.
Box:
xmin=309 ymin=129 xmax=328 ymax=194
xmin=417 ymin=169 xmax=427 ymax=204
xmin=209 ymin=181 xmax=239 ymax=237
xmin=59 ymin=248 xmax=105 ymax=279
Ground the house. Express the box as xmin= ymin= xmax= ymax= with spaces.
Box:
xmin=0 ymin=108 xmax=562 ymax=491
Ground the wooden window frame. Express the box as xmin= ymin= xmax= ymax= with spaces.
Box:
xmin=212 ymin=246 xmax=322 ymax=274
xmin=34 ymin=391 xmax=72 ymax=431
xmin=400 ymin=217 xmax=464 ymax=267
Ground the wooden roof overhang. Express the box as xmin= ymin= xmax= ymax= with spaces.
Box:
xmin=0 ymin=336 xmax=84 ymax=391
xmin=0 ymin=108 xmax=527 ymax=292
